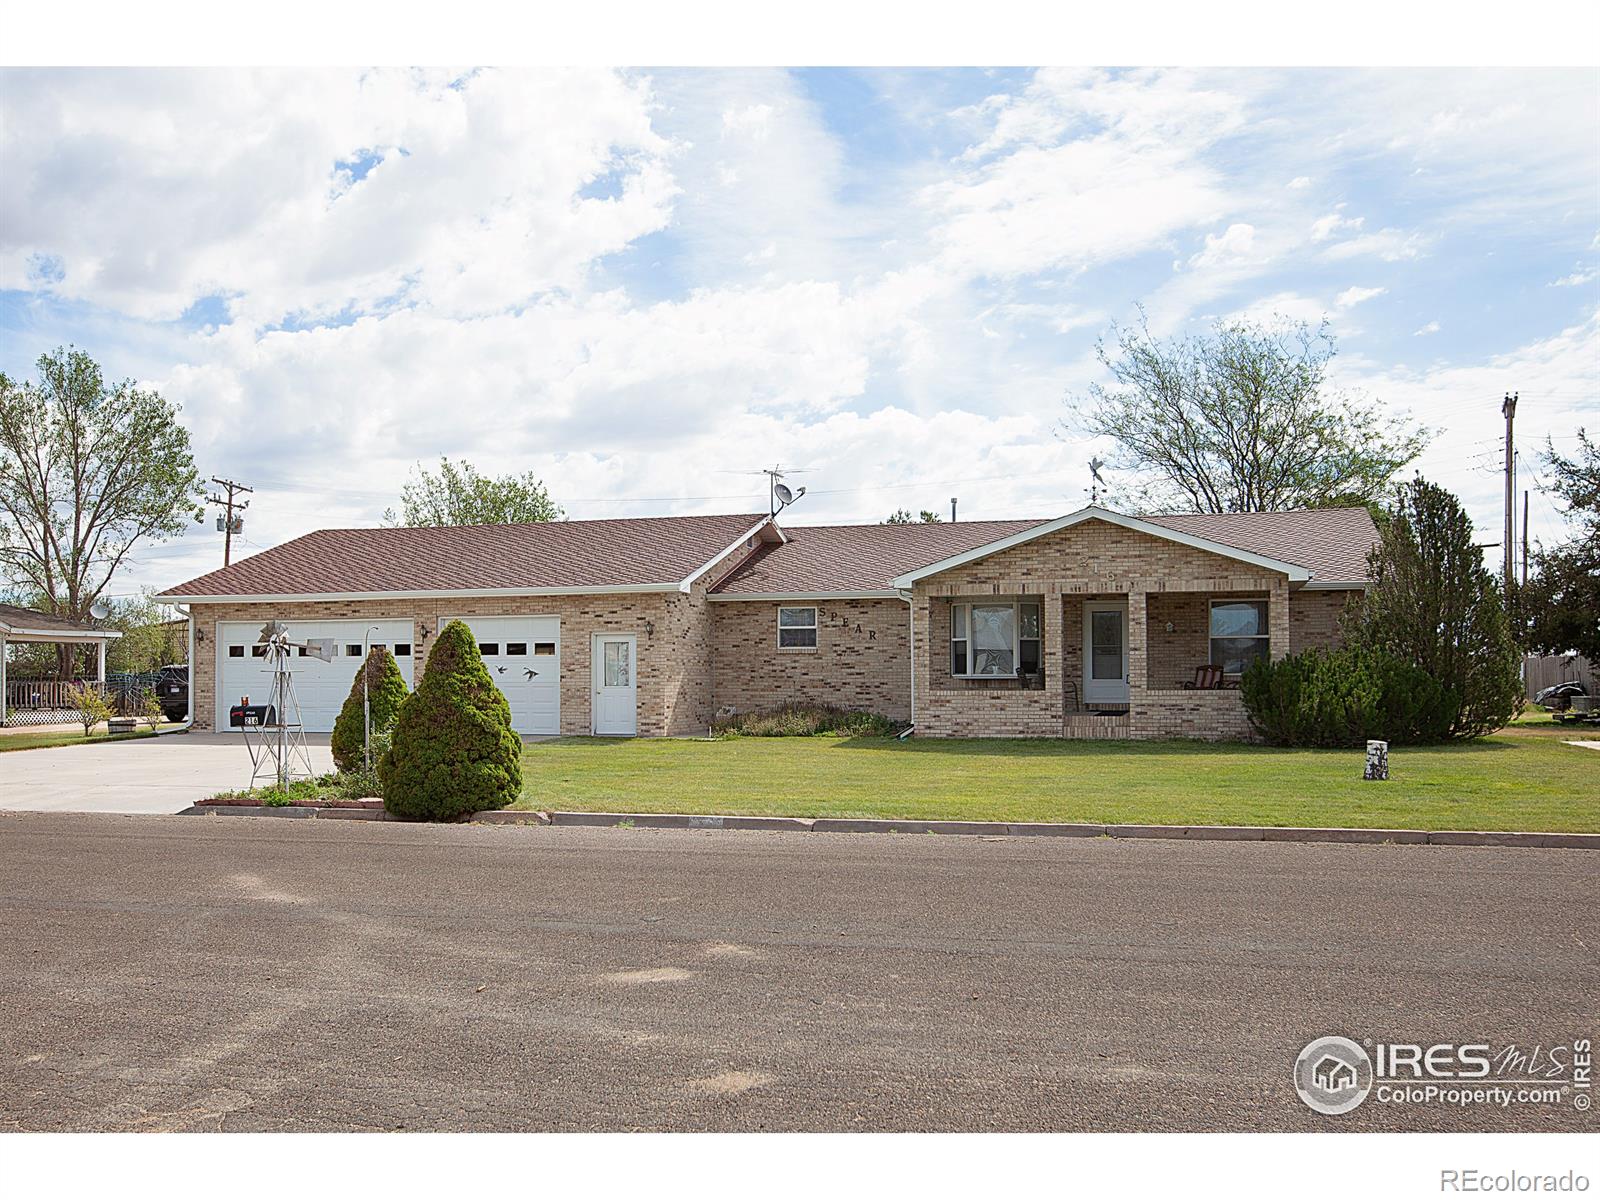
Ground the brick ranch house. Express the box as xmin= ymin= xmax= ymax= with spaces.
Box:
xmin=158 ymin=505 xmax=1377 ymax=741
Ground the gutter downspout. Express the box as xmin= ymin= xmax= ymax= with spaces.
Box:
xmin=898 ymin=589 xmax=916 ymax=739
xmin=175 ymin=604 xmax=194 ymax=732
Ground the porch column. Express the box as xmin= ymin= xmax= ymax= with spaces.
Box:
xmin=1042 ymin=590 xmax=1064 ymax=722
xmin=1126 ymin=590 xmax=1148 ymax=699
xmin=1 ymin=634 xmax=7 ymax=725
xmin=96 ymin=639 xmax=107 ymax=684
xmin=1269 ymin=580 xmax=1291 ymax=661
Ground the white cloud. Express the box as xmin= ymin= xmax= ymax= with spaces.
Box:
xmin=1414 ymin=320 xmax=1441 ymax=335
xmin=1322 ymin=228 xmax=1429 ymax=262
xmin=927 ymin=68 xmax=1243 ymax=280
xmin=1311 ymin=208 xmax=1365 ymax=242
xmin=1287 ymin=176 xmax=1312 ymax=189
xmin=1336 ymin=285 xmax=1387 ymax=308
xmin=0 ymin=68 xmax=677 ymax=324
xmin=1551 ymin=266 xmax=1598 ymax=287
xmin=1187 ymin=223 xmax=1258 ymax=271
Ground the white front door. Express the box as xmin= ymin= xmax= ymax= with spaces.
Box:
xmin=1082 ymin=601 xmax=1129 ymax=705
xmin=591 ymin=633 xmax=637 ymax=736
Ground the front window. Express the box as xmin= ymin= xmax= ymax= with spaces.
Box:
xmin=778 ymin=606 xmax=817 ymax=648
xmin=951 ymin=601 xmax=1042 ymax=678
xmin=1210 ymin=600 xmax=1269 ymax=675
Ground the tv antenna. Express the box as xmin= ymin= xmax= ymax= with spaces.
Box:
xmin=754 ymin=466 xmax=810 ymax=516
xmin=1088 ymin=456 xmax=1107 ymax=504
xmin=236 ymin=620 xmax=336 ymax=790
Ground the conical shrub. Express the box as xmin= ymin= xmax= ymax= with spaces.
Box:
xmin=330 ymin=646 xmax=409 ymax=773
xmin=378 ymin=620 xmax=522 ymax=820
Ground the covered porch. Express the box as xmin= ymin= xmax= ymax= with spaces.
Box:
xmin=0 ymin=604 xmax=122 ymax=728
xmin=916 ymin=579 xmax=1291 ymax=741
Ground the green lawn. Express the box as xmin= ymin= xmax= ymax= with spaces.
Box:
xmin=513 ymin=728 xmax=1598 ymax=832
xmin=0 ymin=726 xmax=171 ymax=753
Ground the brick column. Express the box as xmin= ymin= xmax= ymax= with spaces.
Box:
xmin=1043 ymin=590 xmax=1064 ymax=728
xmin=1269 ymin=580 xmax=1290 ymax=661
xmin=912 ymin=590 xmax=932 ymax=730
xmin=1127 ymin=590 xmax=1148 ymax=698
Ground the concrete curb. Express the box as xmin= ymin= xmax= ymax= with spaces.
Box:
xmin=180 ymin=804 xmax=391 ymax=821
xmin=175 ymin=805 xmax=1599 ymax=849
xmin=532 ymin=811 xmax=1600 ymax=850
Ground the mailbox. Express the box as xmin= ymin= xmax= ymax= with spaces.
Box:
xmin=230 ymin=703 xmax=277 ymax=728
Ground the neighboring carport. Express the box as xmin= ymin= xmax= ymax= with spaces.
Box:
xmin=0 ymin=604 xmax=122 ymax=727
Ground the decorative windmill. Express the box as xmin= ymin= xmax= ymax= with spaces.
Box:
xmin=235 ymin=620 xmax=336 ymax=789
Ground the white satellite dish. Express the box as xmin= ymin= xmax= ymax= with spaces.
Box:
xmin=89 ymin=601 xmax=110 ymax=620
xmin=774 ymin=483 xmax=794 ymax=505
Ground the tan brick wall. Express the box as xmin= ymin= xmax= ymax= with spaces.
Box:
xmin=709 ymin=598 xmax=911 ymax=721
xmin=1289 ymin=589 xmax=1355 ymax=654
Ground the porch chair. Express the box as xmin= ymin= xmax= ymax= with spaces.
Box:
xmin=1182 ymin=664 xmax=1224 ymax=691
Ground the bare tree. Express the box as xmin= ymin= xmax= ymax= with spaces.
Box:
xmin=1069 ymin=312 xmax=1428 ymax=512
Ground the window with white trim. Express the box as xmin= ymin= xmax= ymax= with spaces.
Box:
xmin=777 ymin=606 xmax=817 ymax=648
xmin=1209 ymin=600 xmax=1269 ymax=675
xmin=950 ymin=600 xmax=1042 ymax=678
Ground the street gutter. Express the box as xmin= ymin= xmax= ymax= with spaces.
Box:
xmin=177 ymin=805 xmax=1600 ymax=849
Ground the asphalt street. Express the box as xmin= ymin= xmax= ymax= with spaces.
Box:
xmin=1 ymin=811 xmax=1594 ymax=1132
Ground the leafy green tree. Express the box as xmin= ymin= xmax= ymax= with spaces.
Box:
xmin=1519 ymin=429 xmax=1599 ymax=662
xmin=330 ymin=646 xmax=409 ymax=773
xmin=383 ymin=457 xmax=562 ymax=527
xmin=64 ymin=682 xmax=112 ymax=737
xmin=1072 ymin=312 xmax=1428 ymax=512
xmin=103 ymin=591 xmax=187 ymax=675
xmin=0 ymin=347 xmax=203 ymax=677
xmin=883 ymin=508 xmax=944 ymax=524
xmin=378 ymin=621 xmax=521 ymax=819
xmin=1343 ymin=479 xmax=1522 ymax=739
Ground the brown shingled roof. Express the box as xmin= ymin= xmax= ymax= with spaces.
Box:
xmin=713 ymin=507 xmax=1378 ymax=594
xmin=160 ymin=513 xmax=768 ymax=598
xmin=1142 ymin=508 xmax=1379 ymax=583
xmin=0 ymin=603 xmax=115 ymax=636
xmin=711 ymin=520 xmax=1043 ymax=594
xmin=160 ymin=506 xmax=1378 ymax=601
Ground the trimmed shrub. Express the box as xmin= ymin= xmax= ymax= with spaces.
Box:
xmin=378 ymin=620 xmax=521 ymax=820
xmin=330 ymin=647 xmax=409 ymax=773
xmin=712 ymin=704 xmax=901 ymax=738
xmin=1241 ymin=647 xmax=1457 ymax=747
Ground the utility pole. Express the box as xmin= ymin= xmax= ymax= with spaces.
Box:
xmin=1501 ymin=393 xmax=1517 ymax=590
xmin=207 ymin=477 xmax=253 ymax=567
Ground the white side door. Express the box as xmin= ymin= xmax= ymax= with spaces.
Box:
xmin=1082 ymin=601 xmax=1129 ymax=705
xmin=591 ymin=633 xmax=637 ymax=736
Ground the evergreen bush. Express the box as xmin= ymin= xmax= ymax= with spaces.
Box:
xmin=378 ymin=620 xmax=521 ymax=820
xmin=330 ymin=646 xmax=409 ymax=773
xmin=1241 ymin=647 xmax=1457 ymax=747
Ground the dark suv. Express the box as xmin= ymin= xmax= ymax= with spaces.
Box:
xmin=157 ymin=663 xmax=189 ymax=722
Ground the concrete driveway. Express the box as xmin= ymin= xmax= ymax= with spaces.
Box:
xmin=0 ymin=733 xmax=335 ymax=813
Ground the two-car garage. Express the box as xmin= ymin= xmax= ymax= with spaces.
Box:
xmin=215 ymin=616 xmax=562 ymax=735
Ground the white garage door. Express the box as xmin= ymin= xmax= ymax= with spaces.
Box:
xmin=217 ymin=620 xmax=415 ymax=733
xmin=449 ymin=616 xmax=560 ymax=735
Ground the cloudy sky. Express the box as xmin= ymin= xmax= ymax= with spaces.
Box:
xmin=1 ymin=66 xmax=1596 ymax=595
